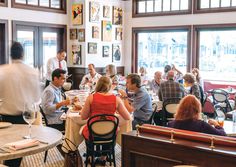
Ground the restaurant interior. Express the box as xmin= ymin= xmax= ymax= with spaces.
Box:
xmin=1 ymin=0 xmax=236 ymax=167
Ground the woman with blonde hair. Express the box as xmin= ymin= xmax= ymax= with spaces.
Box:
xmin=105 ymin=64 xmax=119 ymax=85
xmin=168 ymin=95 xmax=226 ymax=136
xmin=81 ymin=76 xmax=131 ymax=164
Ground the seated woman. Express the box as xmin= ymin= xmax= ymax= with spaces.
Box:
xmin=168 ymin=95 xmax=226 ymax=136
xmin=191 ymin=68 xmax=204 ymax=89
xmin=183 ymin=73 xmax=201 ymax=100
xmin=105 ymin=64 xmax=119 ymax=86
xmin=81 ymin=76 xmax=131 ymax=163
xmin=139 ymin=66 xmax=149 ymax=85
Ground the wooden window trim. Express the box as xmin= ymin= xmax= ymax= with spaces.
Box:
xmin=0 ymin=19 xmax=9 ymax=64
xmin=132 ymin=0 xmax=192 ymax=18
xmin=193 ymin=0 xmax=236 ymax=14
xmin=131 ymin=26 xmax=192 ymax=73
xmin=11 ymin=0 xmax=67 ymax=14
xmin=0 ymin=0 xmax=7 ymax=7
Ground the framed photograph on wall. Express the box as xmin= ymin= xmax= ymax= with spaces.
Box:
xmin=92 ymin=26 xmax=99 ymax=39
xmin=112 ymin=7 xmax=122 ymax=25
xmin=103 ymin=46 xmax=110 ymax=57
xmin=101 ymin=20 xmax=112 ymax=42
xmin=72 ymin=4 xmax=83 ymax=25
xmin=72 ymin=45 xmax=82 ymax=65
xmin=88 ymin=42 xmax=97 ymax=54
xmin=89 ymin=2 xmax=100 ymax=22
xmin=103 ymin=6 xmax=110 ymax=18
xmin=70 ymin=28 xmax=77 ymax=40
xmin=112 ymin=44 xmax=121 ymax=62
xmin=78 ymin=29 xmax=85 ymax=42
xmin=115 ymin=28 xmax=122 ymax=40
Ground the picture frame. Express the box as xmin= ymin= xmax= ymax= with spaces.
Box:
xmin=78 ymin=29 xmax=85 ymax=42
xmin=115 ymin=28 xmax=122 ymax=40
xmin=72 ymin=45 xmax=82 ymax=65
xmin=72 ymin=4 xmax=83 ymax=25
xmin=88 ymin=42 xmax=97 ymax=54
xmin=103 ymin=6 xmax=110 ymax=18
xmin=89 ymin=2 xmax=100 ymax=22
xmin=112 ymin=7 xmax=122 ymax=25
xmin=112 ymin=44 xmax=121 ymax=62
xmin=101 ymin=20 xmax=112 ymax=42
xmin=70 ymin=28 xmax=77 ymax=40
xmin=92 ymin=26 xmax=99 ymax=39
xmin=103 ymin=46 xmax=110 ymax=57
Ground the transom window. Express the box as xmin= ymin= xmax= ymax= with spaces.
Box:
xmin=195 ymin=0 xmax=236 ymax=12
xmin=13 ymin=0 xmax=66 ymax=13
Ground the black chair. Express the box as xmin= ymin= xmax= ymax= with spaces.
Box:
xmin=148 ymin=102 xmax=158 ymax=125
xmin=162 ymin=98 xmax=181 ymax=126
xmin=85 ymin=114 xmax=119 ymax=167
xmin=211 ymin=89 xmax=232 ymax=114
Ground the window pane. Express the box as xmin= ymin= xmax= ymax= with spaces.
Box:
xmin=42 ymin=32 xmax=57 ymax=79
xmin=51 ymin=0 xmax=60 ymax=8
xmin=200 ymin=0 xmax=210 ymax=8
xmin=17 ymin=31 xmax=34 ymax=68
xmin=221 ymin=0 xmax=231 ymax=7
xmin=137 ymin=31 xmax=188 ymax=79
xmin=163 ymin=0 xmax=171 ymax=11
xmin=40 ymin=0 xmax=49 ymax=7
xmin=28 ymin=0 xmax=38 ymax=5
xmin=154 ymin=0 xmax=162 ymax=12
xmin=232 ymin=0 xmax=236 ymax=6
xmin=147 ymin=0 xmax=154 ymax=13
xmin=172 ymin=0 xmax=180 ymax=11
xmin=138 ymin=1 xmax=146 ymax=13
xmin=211 ymin=0 xmax=220 ymax=8
xmin=199 ymin=30 xmax=236 ymax=81
xmin=180 ymin=0 xmax=189 ymax=10
xmin=15 ymin=0 xmax=26 ymax=4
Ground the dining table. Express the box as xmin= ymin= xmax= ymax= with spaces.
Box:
xmin=0 ymin=124 xmax=62 ymax=161
xmin=62 ymin=110 xmax=132 ymax=153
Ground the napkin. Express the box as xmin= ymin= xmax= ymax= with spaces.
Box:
xmin=5 ymin=139 xmax=40 ymax=151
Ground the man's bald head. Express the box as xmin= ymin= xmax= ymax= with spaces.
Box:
xmin=167 ymin=70 xmax=175 ymax=80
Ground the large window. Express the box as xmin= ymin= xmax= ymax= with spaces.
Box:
xmin=12 ymin=0 xmax=66 ymax=13
xmin=133 ymin=27 xmax=190 ymax=78
xmin=133 ymin=0 xmax=191 ymax=17
xmin=196 ymin=26 xmax=236 ymax=81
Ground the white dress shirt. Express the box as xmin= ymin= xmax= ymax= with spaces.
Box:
xmin=79 ymin=73 xmax=102 ymax=91
xmin=0 ymin=60 xmax=41 ymax=116
xmin=46 ymin=57 xmax=67 ymax=81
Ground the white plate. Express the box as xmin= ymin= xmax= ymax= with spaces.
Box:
xmin=0 ymin=122 xmax=12 ymax=128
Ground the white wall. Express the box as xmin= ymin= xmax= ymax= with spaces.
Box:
xmin=123 ymin=1 xmax=236 ymax=75
xmin=0 ymin=0 xmax=69 ymax=62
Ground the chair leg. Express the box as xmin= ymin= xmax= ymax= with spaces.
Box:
xmin=44 ymin=150 xmax=48 ymax=163
xmin=112 ymin=147 xmax=116 ymax=167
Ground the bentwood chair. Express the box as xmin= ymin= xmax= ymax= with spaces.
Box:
xmin=149 ymin=102 xmax=158 ymax=125
xmin=162 ymin=98 xmax=180 ymax=126
xmin=85 ymin=114 xmax=119 ymax=167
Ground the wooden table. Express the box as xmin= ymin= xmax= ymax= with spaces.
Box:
xmin=0 ymin=125 xmax=62 ymax=161
xmin=224 ymin=120 xmax=236 ymax=137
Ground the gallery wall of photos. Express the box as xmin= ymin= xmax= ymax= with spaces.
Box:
xmin=69 ymin=0 xmax=123 ymax=67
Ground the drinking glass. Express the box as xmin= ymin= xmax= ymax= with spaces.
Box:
xmin=22 ymin=103 xmax=37 ymax=139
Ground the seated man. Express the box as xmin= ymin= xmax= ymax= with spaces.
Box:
xmin=119 ymin=74 xmax=152 ymax=130
xmin=41 ymin=68 xmax=70 ymax=131
xmin=147 ymin=71 xmax=163 ymax=95
xmin=79 ymin=64 xmax=102 ymax=92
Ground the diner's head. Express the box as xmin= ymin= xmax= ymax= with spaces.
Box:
xmin=167 ymin=70 xmax=175 ymax=80
xmin=175 ymin=95 xmax=201 ymax=121
xmin=139 ymin=67 xmax=147 ymax=76
xmin=154 ymin=71 xmax=162 ymax=84
xmin=164 ymin=65 xmax=172 ymax=73
xmin=95 ymin=76 xmax=112 ymax=93
xmin=191 ymin=68 xmax=200 ymax=83
xmin=51 ymin=68 xmax=67 ymax=87
xmin=88 ymin=63 xmax=96 ymax=76
xmin=183 ymin=73 xmax=196 ymax=86
xmin=11 ymin=41 xmax=24 ymax=60
xmin=126 ymin=73 xmax=141 ymax=91
xmin=105 ymin=64 xmax=117 ymax=77
xmin=57 ymin=49 xmax=66 ymax=61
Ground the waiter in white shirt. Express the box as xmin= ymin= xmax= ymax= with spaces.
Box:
xmin=45 ymin=49 xmax=67 ymax=87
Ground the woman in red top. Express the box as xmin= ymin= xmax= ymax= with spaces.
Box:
xmin=81 ymin=76 xmax=131 ymax=164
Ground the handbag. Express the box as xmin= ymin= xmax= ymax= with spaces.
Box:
xmin=63 ymin=138 xmax=83 ymax=167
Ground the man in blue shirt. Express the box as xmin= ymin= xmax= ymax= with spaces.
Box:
xmin=119 ymin=74 xmax=152 ymax=129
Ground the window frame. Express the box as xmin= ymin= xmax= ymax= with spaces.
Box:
xmin=132 ymin=26 xmax=192 ymax=73
xmin=193 ymin=23 xmax=236 ymax=82
xmin=11 ymin=0 xmax=66 ymax=14
xmin=132 ymin=0 xmax=192 ymax=18
xmin=0 ymin=19 xmax=9 ymax=64
xmin=193 ymin=0 xmax=236 ymax=13
xmin=0 ymin=0 xmax=7 ymax=7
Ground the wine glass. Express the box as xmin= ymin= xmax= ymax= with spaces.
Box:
xmin=22 ymin=103 xmax=37 ymax=139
